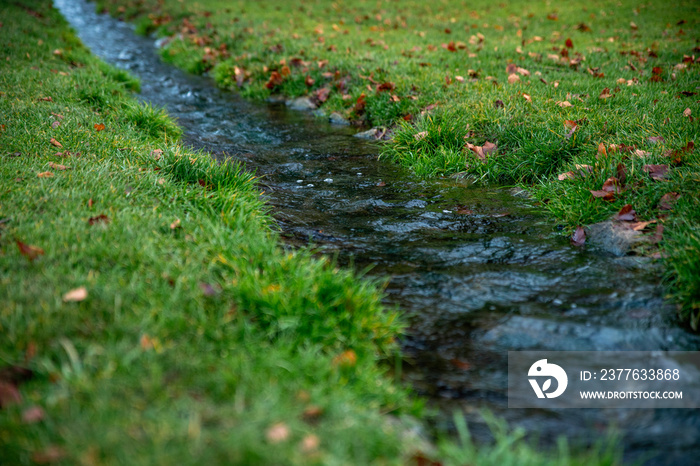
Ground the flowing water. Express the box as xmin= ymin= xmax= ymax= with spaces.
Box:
xmin=54 ymin=0 xmax=700 ymax=463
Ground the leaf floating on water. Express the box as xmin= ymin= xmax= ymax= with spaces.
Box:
xmin=571 ymin=226 xmax=586 ymax=246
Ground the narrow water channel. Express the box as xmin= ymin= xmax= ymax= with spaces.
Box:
xmin=54 ymin=0 xmax=700 ymax=463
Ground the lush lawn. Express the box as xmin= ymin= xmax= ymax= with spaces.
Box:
xmin=100 ymin=0 xmax=700 ymax=327
xmin=0 ymin=0 xmax=624 ymax=464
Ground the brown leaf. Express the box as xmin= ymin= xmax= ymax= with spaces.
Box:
xmin=170 ymin=218 xmax=181 ymax=230
xmin=16 ymin=240 xmax=44 ymax=261
xmin=597 ymin=142 xmax=607 ymax=158
xmin=22 ymin=406 xmax=45 ymax=424
xmin=88 ymin=214 xmax=109 ymax=225
xmin=494 ymin=99 xmax=504 ymax=108
xmin=599 ymin=88 xmax=612 ymax=99
xmin=280 ymin=65 xmax=291 ymax=77
xmin=51 ymin=120 xmax=60 ymax=129
xmin=614 ymin=204 xmax=637 ymax=221
xmin=304 ymin=75 xmax=314 ymax=87
xmin=558 ymin=171 xmax=575 ymax=180
xmin=557 ymin=100 xmax=573 ymax=107
xmin=414 ymin=131 xmax=428 ymax=141
xmin=616 ymin=163 xmax=627 ymax=184
xmin=63 ymin=287 xmax=87 ymax=302
xmin=648 ymin=136 xmax=665 ymax=144
xmin=94 ymin=123 xmax=105 ymax=131
xmin=300 ymin=434 xmax=320 ymax=453
xmin=466 ymin=141 xmax=497 ymax=161
xmin=31 ymin=446 xmax=66 ymax=464
xmin=353 ymin=93 xmax=366 ymax=113
xmin=49 ymin=138 xmax=62 ymax=148
xmin=590 ymin=190 xmax=614 ymax=200
xmin=315 ymin=87 xmax=330 ymax=103
xmin=652 ymin=223 xmax=664 ymax=243
xmin=39 ymin=96 xmax=53 ymax=102
xmin=507 ymin=74 xmax=520 ymax=84
xmin=48 ymin=162 xmax=67 ymax=170
xmin=625 ymin=220 xmax=656 ymax=231
xmin=266 ymin=423 xmax=290 ymax=444
xmin=376 ymin=82 xmax=396 ymax=92
xmin=571 ymin=226 xmax=586 ymax=246
xmin=0 ymin=381 xmax=22 ymax=408
xmin=643 ymin=164 xmax=669 ymax=181
xmin=88 ymin=198 xmax=94 ymax=208
xmin=522 ymin=93 xmax=531 ymax=102
xmin=658 ymin=192 xmax=680 ymax=210
xmin=37 ymin=171 xmax=54 ymax=178
xmin=602 ymin=177 xmax=622 ymax=193
xmin=233 ymin=66 xmax=246 ymax=87
xmin=684 ymin=108 xmax=692 ymax=117
xmin=332 ymin=349 xmax=357 ymax=367
xmin=564 ymin=119 xmax=577 ymax=129
xmin=265 ymin=71 xmax=283 ymax=89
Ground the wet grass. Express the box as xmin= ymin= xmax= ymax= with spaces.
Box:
xmin=0 ymin=1 xmax=623 ymax=464
xmin=96 ymin=0 xmax=700 ymax=328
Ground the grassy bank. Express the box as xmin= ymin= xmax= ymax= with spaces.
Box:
xmin=98 ymin=0 xmax=700 ymax=327
xmin=0 ymin=1 xmax=623 ymax=464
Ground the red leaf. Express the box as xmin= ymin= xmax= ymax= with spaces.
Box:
xmin=565 ymin=38 xmax=574 ymax=48
xmin=88 ymin=214 xmax=109 ymax=225
xmin=353 ymin=93 xmax=366 ymax=113
xmin=571 ymin=226 xmax=586 ymax=246
xmin=16 ymin=240 xmax=44 ymax=261
xmin=614 ymin=204 xmax=637 ymax=221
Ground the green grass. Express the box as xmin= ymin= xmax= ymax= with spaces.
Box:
xmin=0 ymin=1 xmax=623 ymax=464
xmin=95 ymin=0 xmax=700 ymax=328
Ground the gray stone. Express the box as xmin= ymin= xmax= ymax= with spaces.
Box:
xmin=286 ymin=97 xmax=316 ymax=111
xmin=585 ymin=221 xmax=646 ymax=256
xmin=329 ymin=112 xmax=350 ymax=125
xmin=354 ymin=128 xmax=379 ymax=140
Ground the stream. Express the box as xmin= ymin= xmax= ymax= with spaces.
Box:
xmin=53 ymin=0 xmax=700 ymax=463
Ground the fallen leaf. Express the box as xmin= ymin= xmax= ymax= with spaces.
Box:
xmin=616 ymin=163 xmax=627 ymax=184
xmin=302 ymin=405 xmax=323 ymax=422
xmin=376 ymin=181 xmax=386 ymax=187
xmin=643 ymin=164 xmax=669 ymax=181
xmin=652 ymin=223 xmax=664 ymax=243
xmin=48 ymin=162 xmax=67 ymax=170
xmin=49 ymin=138 xmax=62 ymax=148
xmin=658 ymin=192 xmax=680 ymax=210
xmin=94 ymin=123 xmax=105 ymax=131
xmin=597 ymin=142 xmax=607 ymax=158
xmin=39 ymin=96 xmax=53 ymax=102
xmin=614 ymin=204 xmax=637 ymax=221
xmin=648 ymin=136 xmax=665 ymax=144
xmin=565 ymin=38 xmax=574 ymax=48
xmin=558 ymin=171 xmax=575 ymax=180
xmin=88 ymin=214 xmax=109 ymax=226
xmin=414 ymin=131 xmax=428 ymax=141
xmin=51 ymin=120 xmax=60 ymax=129
xmin=601 ymin=177 xmax=622 ymax=193
xmin=88 ymin=198 xmax=94 ymax=208
xmin=16 ymin=240 xmax=44 ymax=261
xmin=304 ymin=75 xmax=314 ymax=87
xmin=22 ymin=406 xmax=45 ymax=424
xmin=265 ymin=71 xmax=283 ymax=89
xmin=625 ymin=220 xmax=656 ymax=231
xmin=599 ymin=88 xmax=612 ymax=99
xmin=300 ymin=434 xmax=320 ymax=453
xmin=332 ymin=349 xmax=357 ymax=367
xmin=63 ymin=287 xmax=87 ymax=302
xmin=37 ymin=171 xmax=54 ymax=178
xmin=684 ymin=108 xmax=691 ymax=117
xmin=571 ymin=226 xmax=586 ymax=246
xmin=508 ymin=74 xmax=520 ymax=84
xmin=449 ymin=358 xmax=472 ymax=370
xmin=522 ymin=93 xmax=531 ymax=102
xmin=315 ymin=87 xmax=330 ymax=102
xmin=466 ymin=141 xmax=497 ymax=161
xmin=199 ymin=282 xmax=219 ymax=296
xmin=0 ymin=381 xmax=22 ymax=407
xmin=266 ymin=423 xmax=290 ymax=444
xmin=170 ymin=218 xmax=181 ymax=229
xmin=31 ymin=446 xmax=66 ymax=464
xmin=353 ymin=93 xmax=366 ymax=113
xmin=494 ymin=99 xmax=504 ymax=108
xmin=557 ymin=100 xmax=572 ymax=107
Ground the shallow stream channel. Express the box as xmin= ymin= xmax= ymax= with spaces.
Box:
xmin=55 ymin=0 xmax=700 ymax=463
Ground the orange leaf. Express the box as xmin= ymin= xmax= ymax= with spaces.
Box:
xmin=49 ymin=138 xmax=62 ymax=148
xmin=37 ymin=171 xmax=54 ymax=178
xmin=332 ymin=349 xmax=357 ymax=367
xmin=94 ymin=123 xmax=105 ymax=131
